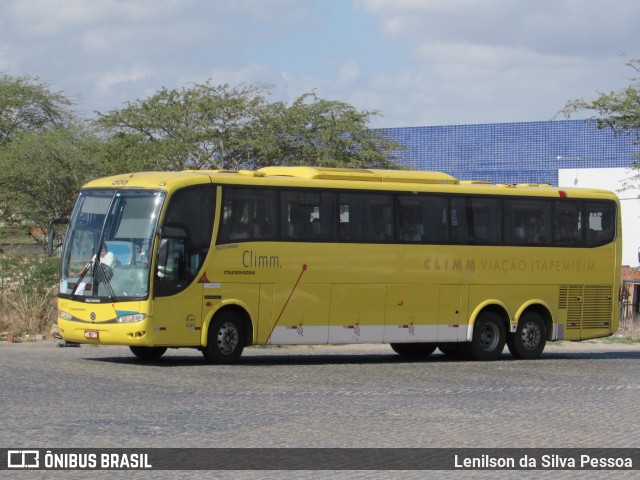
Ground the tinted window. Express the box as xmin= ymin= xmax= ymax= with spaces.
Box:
xmin=279 ymin=190 xmax=335 ymax=241
xmin=469 ymin=197 xmax=500 ymax=245
xmin=156 ymin=184 xmax=215 ymax=296
xmin=339 ymin=192 xmax=393 ymax=242
xmin=585 ymin=201 xmax=616 ymax=247
xmin=397 ymin=194 xmax=449 ymax=243
xmin=504 ymin=199 xmax=552 ymax=246
xmin=554 ymin=200 xmax=583 ymax=246
xmin=218 ymin=188 xmax=277 ymax=243
xmin=213 ymin=187 xmax=617 ymax=248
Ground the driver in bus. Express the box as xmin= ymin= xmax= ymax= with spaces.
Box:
xmin=100 ymin=243 xmax=120 ymax=268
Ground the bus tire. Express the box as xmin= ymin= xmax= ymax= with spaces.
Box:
xmin=202 ymin=311 xmax=245 ymax=364
xmin=390 ymin=343 xmax=437 ymax=358
xmin=437 ymin=343 xmax=470 ymax=359
xmin=507 ymin=311 xmax=547 ymax=359
xmin=469 ymin=312 xmax=506 ymax=361
xmin=129 ymin=346 xmax=167 ymax=360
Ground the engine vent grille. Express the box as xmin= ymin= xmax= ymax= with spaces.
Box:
xmin=559 ymin=285 xmax=612 ymax=330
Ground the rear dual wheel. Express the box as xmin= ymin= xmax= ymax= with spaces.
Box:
xmin=469 ymin=312 xmax=506 ymax=361
xmin=507 ymin=311 xmax=547 ymax=359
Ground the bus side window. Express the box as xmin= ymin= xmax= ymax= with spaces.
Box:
xmin=449 ymin=197 xmax=467 ymax=244
xmin=504 ymin=199 xmax=551 ymax=246
xmin=469 ymin=197 xmax=500 ymax=245
xmin=219 ymin=188 xmax=277 ymax=243
xmin=421 ymin=196 xmax=449 ymax=243
xmin=340 ymin=192 xmax=393 ymax=243
xmin=555 ymin=201 xmax=582 ymax=246
xmin=585 ymin=201 xmax=616 ymax=247
xmin=280 ymin=190 xmax=331 ymax=241
xmin=397 ymin=195 xmax=422 ymax=242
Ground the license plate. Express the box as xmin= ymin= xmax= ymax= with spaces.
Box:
xmin=84 ymin=330 xmax=99 ymax=339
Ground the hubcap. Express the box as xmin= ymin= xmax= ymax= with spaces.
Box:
xmin=520 ymin=321 xmax=541 ymax=350
xmin=217 ymin=322 xmax=239 ymax=355
xmin=479 ymin=323 xmax=499 ymax=351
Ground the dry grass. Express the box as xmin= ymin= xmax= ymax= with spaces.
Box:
xmin=0 ymin=254 xmax=59 ymax=336
xmin=1 ymin=287 xmax=57 ymax=335
xmin=610 ymin=315 xmax=640 ymax=342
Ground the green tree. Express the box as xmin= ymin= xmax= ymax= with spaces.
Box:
xmin=0 ymin=74 xmax=73 ymax=146
xmin=0 ymin=125 xmax=98 ymax=230
xmin=97 ymin=81 xmax=405 ymax=171
xmin=97 ymin=80 xmax=272 ymax=171
xmin=561 ymin=58 xmax=640 ymax=187
xmin=0 ymin=74 xmax=90 ymax=248
xmin=254 ymin=92 xmax=403 ymax=169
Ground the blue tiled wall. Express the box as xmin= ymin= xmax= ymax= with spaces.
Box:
xmin=380 ymin=120 xmax=640 ymax=186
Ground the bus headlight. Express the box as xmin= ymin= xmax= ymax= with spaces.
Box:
xmin=115 ymin=313 xmax=147 ymax=324
xmin=58 ymin=310 xmax=73 ymax=321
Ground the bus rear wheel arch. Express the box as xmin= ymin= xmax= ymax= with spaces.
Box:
xmin=507 ymin=310 xmax=548 ymax=359
xmin=202 ymin=309 xmax=249 ymax=364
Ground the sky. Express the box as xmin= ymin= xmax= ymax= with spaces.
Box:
xmin=1 ymin=0 xmax=639 ymax=128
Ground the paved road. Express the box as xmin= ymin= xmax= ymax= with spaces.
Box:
xmin=2 ymin=340 xmax=640 ymax=479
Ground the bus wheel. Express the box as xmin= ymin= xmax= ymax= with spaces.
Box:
xmin=507 ymin=311 xmax=547 ymax=360
xmin=129 ymin=346 xmax=167 ymax=360
xmin=390 ymin=343 xmax=437 ymax=358
xmin=437 ymin=343 xmax=469 ymax=359
xmin=202 ymin=311 xmax=245 ymax=364
xmin=469 ymin=312 xmax=506 ymax=361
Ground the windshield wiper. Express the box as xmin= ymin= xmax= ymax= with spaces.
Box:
xmin=95 ymin=260 xmax=117 ymax=302
xmin=70 ymin=254 xmax=117 ymax=302
xmin=70 ymin=260 xmax=93 ymax=300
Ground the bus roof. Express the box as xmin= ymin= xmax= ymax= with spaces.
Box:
xmin=256 ymin=166 xmax=459 ymax=184
xmin=81 ymin=167 xmax=618 ymax=200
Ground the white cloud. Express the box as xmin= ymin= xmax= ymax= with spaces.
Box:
xmin=335 ymin=60 xmax=362 ymax=86
xmin=360 ymin=0 xmax=640 ymax=56
xmin=349 ymin=0 xmax=640 ymax=126
xmin=1 ymin=0 xmax=639 ymax=127
xmin=5 ymin=0 xmax=187 ymax=37
xmin=94 ymin=67 xmax=152 ymax=96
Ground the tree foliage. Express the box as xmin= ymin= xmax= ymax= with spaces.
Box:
xmin=562 ymin=59 xmax=640 ymax=134
xmin=0 ymin=73 xmax=406 ymax=245
xmin=0 ymin=74 xmax=73 ymax=145
xmin=0 ymin=74 xmax=90 ymax=242
xmin=96 ymin=81 xmax=273 ymax=170
xmin=253 ymin=92 xmax=402 ymax=169
xmin=561 ymin=59 xmax=640 ymax=187
xmin=97 ymin=80 xmax=405 ymax=171
xmin=0 ymin=125 xmax=98 ymax=229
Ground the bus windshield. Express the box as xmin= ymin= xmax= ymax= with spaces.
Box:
xmin=59 ymin=189 xmax=165 ymax=301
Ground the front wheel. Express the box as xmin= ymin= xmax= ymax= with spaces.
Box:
xmin=507 ymin=312 xmax=547 ymax=359
xmin=202 ymin=311 xmax=245 ymax=364
xmin=469 ymin=312 xmax=506 ymax=361
xmin=390 ymin=343 xmax=437 ymax=358
xmin=437 ymin=343 xmax=470 ymax=359
xmin=129 ymin=346 xmax=167 ymax=360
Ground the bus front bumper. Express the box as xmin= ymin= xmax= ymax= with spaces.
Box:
xmin=57 ymin=317 xmax=154 ymax=347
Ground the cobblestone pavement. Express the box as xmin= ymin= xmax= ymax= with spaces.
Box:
xmin=2 ymin=339 xmax=640 ymax=479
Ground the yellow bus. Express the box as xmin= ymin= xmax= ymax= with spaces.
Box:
xmin=54 ymin=166 xmax=621 ymax=362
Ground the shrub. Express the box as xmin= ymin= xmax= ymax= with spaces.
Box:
xmin=0 ymin=254 xmax=60 ymax=335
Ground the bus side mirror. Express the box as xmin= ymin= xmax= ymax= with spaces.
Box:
xmin=46 ymin=217 xmax=69 ymax=256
